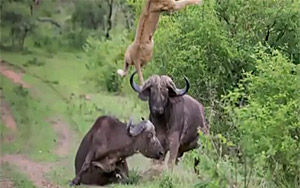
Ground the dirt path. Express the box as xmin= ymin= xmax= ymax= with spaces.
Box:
xmin=0 ymin=155 xmax=61 ymax=188
xmin=0 ymin=178 xmax=14 ymax=188
xmin=48 ymin=118 xmax=74 ymax=157
xmin=0 ymin=116 xmax=74 ymax=188
xmin=0 ymin=99 xmax=17 ymax=131
xmin=0 ymin=62 xmax=75 ymax=187
xmin=0 ymin=61 xmax=25 ymax=142
xmin=0 ymin=117 xmax=74 ymax=188
xmin=0 ymin=116 xmax=73 ymax=188
xmin=0 ymin=96 xmax=17 ymax=143
xmin=0 ymin=61 xmax=31 ymax=88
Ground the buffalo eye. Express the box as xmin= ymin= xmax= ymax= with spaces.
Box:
xmin=147 ymin=132 xmax=153 ymax=138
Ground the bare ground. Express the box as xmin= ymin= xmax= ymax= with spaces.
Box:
xmin=0 ymin=155 xmax=61 ymax=188
xmin=0 ymin=61 xmax=31 ymax=88
xmin=48 ymin=118 xmax=75 ymax=157
xmin=0 ymin=178 xmax=14 ymax=188
xmin=0 ymin=96 xmax=17 ymax=143
xmin=0 ymin=62 xmax=74 ymax=187
xmin=0 ymin=116 xmax=74 ymax=188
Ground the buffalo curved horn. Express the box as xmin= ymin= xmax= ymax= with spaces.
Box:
xmin=126 ymin=117 xmax=133 ymax=132
xmin=128 ymin=123 xmax=146 ymax=137
xmin=128 ymin=120 xmax=154 ymax=137
xmin=127 ymin=117 xmax=133 ymax=127
xmin=174 ymin=76 xmax=190 ymax=96
xmin=130 ymin=71 xmax=141 ymax=93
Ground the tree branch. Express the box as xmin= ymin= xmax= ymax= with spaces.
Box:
xmin=37 ymin=17 xmax=61 ymax=28
xmin=106 ymin=0 xmax=114 ymax=39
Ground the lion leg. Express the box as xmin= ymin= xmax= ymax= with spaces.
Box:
xmin=135 ymin=60 xmax=144 ymax=85
xmin=117 ymin=61 xmax=129 ymax=77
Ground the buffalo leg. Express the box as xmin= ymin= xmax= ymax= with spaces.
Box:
xmin=92 ymin=160 xmax=116 ymax=173
xmin=71 ymin=149 xmax=95 ymax=186
xmin=71 ymin=146 xmax=107 ymax=186
xmin=115 ymin=160 xmax=129 ymax=182
xmin=194 ymin=158 xmax=200 ymax=174
xmin=167 ymin=132 xmax=180 ymax=170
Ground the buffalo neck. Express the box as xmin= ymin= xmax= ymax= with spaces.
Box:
xmin=117 ymin=135 xmax=139 ymax=158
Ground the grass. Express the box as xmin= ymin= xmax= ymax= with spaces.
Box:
xmin=0 ymin=1 xmax=198 ymax=187
xmin=0 ymin=11 xmax=194 ymax=185
xmin=0 ymin=163 xmax=35 ymax=188
xmin=0 ymin=47 xmax=159 ymax=187
xmin=0 ymin=48 xmax=199 ymax=188
xmin=1 ymin=76 xmax=57 ymax=161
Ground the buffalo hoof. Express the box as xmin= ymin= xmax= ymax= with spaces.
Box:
xmin=69 ymin=179 xmax=80 ymax=187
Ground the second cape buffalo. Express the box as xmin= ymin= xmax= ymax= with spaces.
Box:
xmin=130 ymin=72 xmax=209 ymax=170
xmin=71 ymin=115 xmax=164 ymax=186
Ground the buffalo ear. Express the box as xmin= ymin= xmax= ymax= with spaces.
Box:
xmin=168 ymin=87 xmax=178 ymax=97
xmin=138 ymin=88 xmax=150 ymax=101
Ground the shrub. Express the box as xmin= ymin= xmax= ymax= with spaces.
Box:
xmin=83 ymin=33 xmax=129 ymax=92
xmin=224 ymin=47 xmax=300 ymax=186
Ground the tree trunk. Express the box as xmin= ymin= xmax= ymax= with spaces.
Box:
xmin=105 ymin=0 xmax=113 ymax=39
xmin=20 ymin=29 xmax=29 ymax=49
xmin=11 ymin=28 xmax=15 ymax=47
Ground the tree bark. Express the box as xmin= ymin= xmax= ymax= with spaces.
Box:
xmin=11 ymin=28 xmax=15 ymax=47
xmin=37 ymin=17 xmax=61 ymax=28
xmin=106 ymin=0 xmax=113 ymax=39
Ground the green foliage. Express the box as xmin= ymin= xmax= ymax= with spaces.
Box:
xmin=0 ymin=0 xmax=36 ymax=48
xmin=83 ymin=34 xmax=129 ymax=92
xmin=223 ymin=48 xmax=300 ymax=186
xmin=124 ymin=169 xmax=141 ymax=185
xmin=185 ymin=48 xmax=300 ymax=188
xmin=159 ymin=173 xmax=177 ymax=188
xmin=150 ymin=0 xmax=300 ymax=132
xmin=1 ymin=0 xmax=300 ymax=187
xmin=71 ymin=0 xmax=107 ymax=30
xmin=0 ymin=77 xmax=57 ymax=161
xmin=23 ymin=57 xmax=45 ymax=67
xmin=216 ymin=0 xmax=300 ymax=63
xmin=1 ymin=164 xmax=35 ymax=188
xmin=126 ymin=0 xmax=144 ymax=18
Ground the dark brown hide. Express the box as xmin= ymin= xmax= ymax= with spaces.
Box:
xmin=71 ymin=116 xmax=164 ymax=186
xmin=130 ymin=73 xmax=209 ymax=169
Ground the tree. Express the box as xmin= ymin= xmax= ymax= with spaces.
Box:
xmin=71 ymin=0 xmax=107 ymax=30
xmin=0 ymin=0 xmax=36 ymax=48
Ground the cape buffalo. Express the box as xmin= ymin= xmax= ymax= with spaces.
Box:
xmin=130 ymin=72 xmax=209 ymax=170
xmin=71 ymin=115 xmax=164 ymax=186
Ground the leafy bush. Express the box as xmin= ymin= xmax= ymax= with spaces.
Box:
xmin=0 ymin=0 xmax=36 ymax=48
xmin=83 ymin=33 xmax=129 ymax=92
xmin=71 ymin=0 xmax=107 ymax=30
xmin=158 ymin=172 xmax=180 ymax=188
xmin=148 ymin=0 xmax=300 ymax=134
xmin=223 ymin=47 xmax=300 ymax=186
xmin=125 ymin=169 xmax=141 ymax=185
xmin=24 ymin=57 xmax=45 ymax=67
xmin=186 ymin=47 xmax=300 ymax=188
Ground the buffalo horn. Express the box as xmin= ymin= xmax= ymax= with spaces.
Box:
xmin=128 ymin=123 xmax=146 ymax=137
xmin=130 ymin=72 xmax=142 ymax=93
xmin=174 ymin=76 xmax=190 ymax=96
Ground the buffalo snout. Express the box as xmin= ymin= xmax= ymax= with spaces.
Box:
xmin=153 ymin=139 xmax=165 ymax=160
xmin=152 ymin=107 xmax=164 ymax=115
xmin=156 ymin=150 xmax=165 ymax=160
